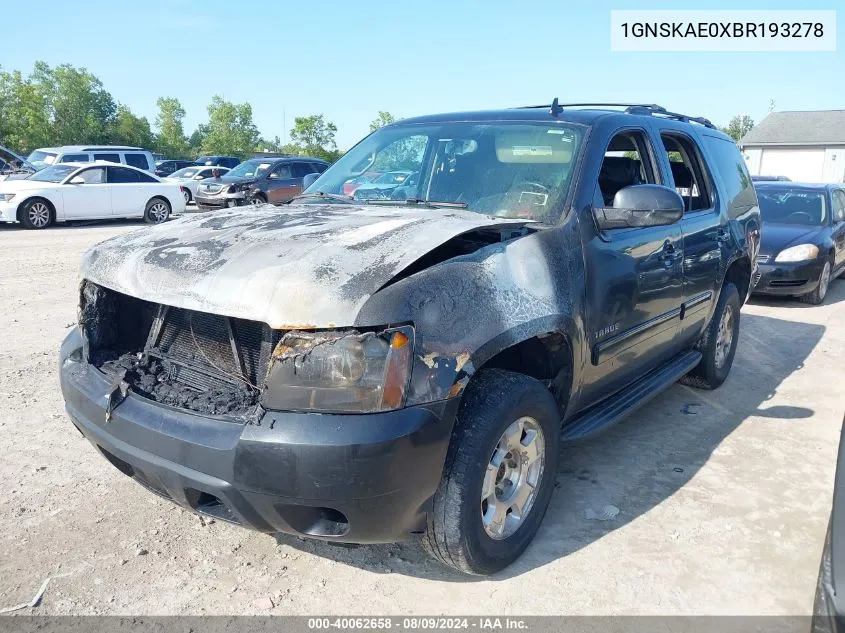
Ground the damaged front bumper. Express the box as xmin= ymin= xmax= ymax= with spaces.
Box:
xmin=60 ymin=328 xmax=457 ymax=542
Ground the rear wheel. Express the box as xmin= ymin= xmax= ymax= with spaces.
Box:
xmin=423 ymin=369 xmax=560 ymax=575
xmin=20 ymin=198 xmax=52 ymax=230
xmin=144 ymin=198 xmax=171 ymax=224
xmin=681 ymin=282 xmax=741 ymax=390
xmin=800 ymin=260 xmax=832 ymax=305
xmin=182 ymin=188 xmax=191 ymax=203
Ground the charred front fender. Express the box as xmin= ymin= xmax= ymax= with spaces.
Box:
xmin=355 ymin=222 xmax=588 ymax=406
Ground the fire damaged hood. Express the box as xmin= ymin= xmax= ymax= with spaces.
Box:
xmin=79 ymin=204 xmax=531 ymax=328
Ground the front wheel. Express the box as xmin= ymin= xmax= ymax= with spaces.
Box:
xmin=681 ymin=282 xmax=741 ymax=390
xmin=423 ymin=369 xmax=560 ymax=575
xmin=144 ymin=198 xmax=171 ymax=224
xmin=20 ymin=198 xmax=52 ymax=230
xmin=800 ymin=260 xmax=832 ymax=305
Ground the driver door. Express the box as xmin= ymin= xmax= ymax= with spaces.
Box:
xmin=61 ymin=167 xmax=111 ymax=219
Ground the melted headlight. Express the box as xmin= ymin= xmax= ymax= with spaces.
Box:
xmin=262 ymin=326 xmax=413 ymax=413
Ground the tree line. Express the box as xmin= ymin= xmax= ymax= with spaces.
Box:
xmin=0 ymin=62 xmax=398 ymax=162
xmin=1 ymin=61 xmax=755 ymax=163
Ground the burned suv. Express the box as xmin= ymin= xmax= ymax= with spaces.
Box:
xmin=60 ymin=102 xmax=759 ymax=575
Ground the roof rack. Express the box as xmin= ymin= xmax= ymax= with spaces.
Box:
xmin=514 ymin=101 xmax=716 ymax=129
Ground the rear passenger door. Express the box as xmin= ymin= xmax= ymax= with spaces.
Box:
xmin=580 ymin=127 xmax=685 ymax=403
xmin=657 ymin=131 xmax=725 ymax=345
xmin=107 ymin=166 xmax=148 ymax=217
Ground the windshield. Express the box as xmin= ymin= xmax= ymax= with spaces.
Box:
xmin=28 ymin=164 xmax=77 ymax=183
xmin=27 ymin=150 xmax=58 ymax=170
xmin=170 ymin=167 xmax=200 ymax=179
xmin=306 ymin=121 xmax=584 ymax=221
xmin=757 ymin=187 xmax=827 ymax=225
xmin=226 ymin=160 xmax=272 ymax=179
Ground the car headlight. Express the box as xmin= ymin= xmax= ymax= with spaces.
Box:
xmin=0 ymin=193 xmax=16 ymax=202
xmin=775 ymin=244 xmax=819 ymax=262
xmin=262 ymin=326 xmax=414 ymax=413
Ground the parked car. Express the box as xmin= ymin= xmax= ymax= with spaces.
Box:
xmin=341 ymin=172 xmax=380 ymax=196
xmin=25 ymin=146 xmax=156 ymax=172
xmin=0 ymin=145 xmax=35 ymax=180
xmin=352 ymin=170 xmax=418 ymax=200
xmin=194 ymin=157 xmax=328 ymax=210
xmin=166 ymin=165 xmax=231 ymax=203
xmin=0 ymin=161 xmax=185 ymax=229
xmin=752 ymin=182 xmax=845 ymax=304
xmin=812 ymin=414 xmax=845 ymax=633
xmin=155 ymin=159 xmax=199 ymax=178
xmin=152 ymin=153 xmax=167 ymax=162
xmin=751 ymin=175 xmax=791 ymax=182
xmin=59 ymin=102 xmax=758 ymax=575
xmin=195 ymin=155 xmax=241 ymax=169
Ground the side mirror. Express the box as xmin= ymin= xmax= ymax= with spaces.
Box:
xmin=593 ymin=184 xmax=684 ymax=231
xmin=69 ymin=176 xmax=85 ymax=185
xmin=302 ymin=172 xmax=320 ymax=191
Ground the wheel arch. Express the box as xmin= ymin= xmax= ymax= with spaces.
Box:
xmin=16 ymin=196 xmax=57 ymax=224
xmin=723 ymin=255 xmax=752 ymax=306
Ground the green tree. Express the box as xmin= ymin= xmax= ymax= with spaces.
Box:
xmin=155 ymin=97 xmax=190 ymax=158
xmin=109 ymin=104 xmax=154 ymax=148
xmin=289 ymin=114 xmax=339 ymax=161
xmin=368 ymin=111 xmax=395 ymax=133
xmin=721 ymin=115 xmax=755 ymax=142
xmin=0 ymin=68 xmax=52 ymax=152
xmin=203 ymin=95 xmax=260 ymax=158
xmin=188 ymin=123 xmax=209 ymax=155
xmin=33 ymin=62 xmax=116 ymax=145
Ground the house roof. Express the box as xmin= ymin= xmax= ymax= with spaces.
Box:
xmin=741 ymin=110 xmax=845 ymax=147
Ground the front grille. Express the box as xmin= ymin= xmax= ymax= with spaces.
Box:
xmin=153 ymin=306 xmax=279 ymax=388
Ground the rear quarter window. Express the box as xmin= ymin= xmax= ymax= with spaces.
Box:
xmin=61 ymin=153 xmax=89 ymax=163
xmin=701 ymin=135 xmax=757 ymax=218
xmin=124 ymin=153 xmax=151 ymax=170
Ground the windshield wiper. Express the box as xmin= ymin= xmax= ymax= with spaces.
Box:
xmin=365 ymin=198 xmax=468 ymax=209
xmin=288 ymin=192 xmax=353 ymax=204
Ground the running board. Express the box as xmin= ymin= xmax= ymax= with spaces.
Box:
xmin=562 ymin=350 xmax=702 ymax=442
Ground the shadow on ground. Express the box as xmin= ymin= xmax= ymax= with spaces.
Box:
xmin=272 ymin=310 xmax=824 ymax=581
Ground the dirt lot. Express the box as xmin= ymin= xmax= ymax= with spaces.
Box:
xmin=1 ymin=220 xmax=843 ymax=615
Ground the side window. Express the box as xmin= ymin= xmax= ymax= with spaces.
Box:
xmin=832 ymin=190 xmax=845 ymax=222
xmin=310 ymin=162 xmax=327 ymax=174
xmin=597 ymin=130 xmax=658 ymax=207
xmin=269 ymin=164 xmax=292 ymax=180
xmin=94 ymin=153 xmax=121 ymax=163
xmin=108 ymin=166 xmax=141 ymax=183
xmin=62 ymin=153 xmax=89 ymax=163
xmin=660 ymin=134 xmax=713 ymax=212
xmin=291 ymin=163 xmax=314 ymax=178
xmin=701 ymin=135 xmax=756 ymax=219
xmin=124 ymin=153 xmax=150 ymax=170
xmin=135 ymin=171 xmax=158 ymax=183
xmin=76 ymin=167 xmax=106 ymax=184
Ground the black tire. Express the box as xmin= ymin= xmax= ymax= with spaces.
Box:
xmin=144 ymin=198 xmax=171 ymax=224
xmin=423 ymin=369 xmax=560 ymax=575
xmin=681 ymin=282 xmax=741 ymax=390
xmin=799 ymin=259 xmax=832 ymax=305
xmin=182 ymin=188 xmax=192 ymax=204
xmin=250 ymin=193 xmax=267 ymax=206
xmin=19 ymin=198 xmax=53 ymax=230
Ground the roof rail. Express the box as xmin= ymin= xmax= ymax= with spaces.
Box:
xmin=514 ymin=101 xmax=716 ymax=129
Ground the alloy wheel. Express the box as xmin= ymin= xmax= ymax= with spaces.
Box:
xmin=149 ymin=202 xmax=169 ymax=223
xmin=481 ymin=416 xmax=545 ymax=540
xmin=714 ymin=304 xmax=734 ymax=369
xmin=28 ymin=202 xmax=50 ymax=228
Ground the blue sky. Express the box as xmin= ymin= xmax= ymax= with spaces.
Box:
xmin=2 ymin=0 xmax=842 ymax=149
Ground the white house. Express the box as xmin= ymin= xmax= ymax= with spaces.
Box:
xmin=740 ymin=110 xmax=845 ymax=183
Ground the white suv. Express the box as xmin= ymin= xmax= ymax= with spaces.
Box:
xmin=26 ymin=146 xmax=155 ymax=172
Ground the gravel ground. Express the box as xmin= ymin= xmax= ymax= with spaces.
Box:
xmin=0 ymin=219 xmax=843 ymax=615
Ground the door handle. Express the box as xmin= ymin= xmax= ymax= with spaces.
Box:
xmin=658 ymin=241 xmax=680 ymax=266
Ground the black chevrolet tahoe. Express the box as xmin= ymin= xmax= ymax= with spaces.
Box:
xmin=59 ymin=101 xmax=760 ymax=575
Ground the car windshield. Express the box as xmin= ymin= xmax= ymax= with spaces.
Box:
xmin=226 ymin=160 xmax=272 ymax=178
xmin=28 ymin=164 xmax=77 ymax=183
xmin=27 ymin=150 xmax=58 ymax=170
xmin=170 ymin=167 xmax=200 ymax=179
xmin=306 ymin=121 xmax=584 ymax=221
xmin=757 ymin=187 xmax=827 ymax=225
